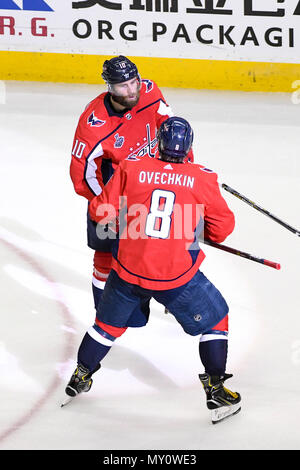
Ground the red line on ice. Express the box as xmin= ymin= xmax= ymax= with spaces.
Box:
xmin=0 ymin=237 xmax=75 ymax=445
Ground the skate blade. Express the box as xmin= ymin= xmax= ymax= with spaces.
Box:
xmin=60 ymin=396 xmax=75 ymax=408
xmin=211 ymin=403 xmax=241 ymax=424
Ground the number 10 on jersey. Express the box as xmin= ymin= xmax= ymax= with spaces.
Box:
xmin=72 ymin=139 xmax=86 ymax=159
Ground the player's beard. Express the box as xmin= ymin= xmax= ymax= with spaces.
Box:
xmin=111 ymin=89 xmax=140 ymax=110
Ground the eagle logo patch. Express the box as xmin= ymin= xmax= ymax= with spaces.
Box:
xmin=87 ymin=111 xmax=106 ymax=127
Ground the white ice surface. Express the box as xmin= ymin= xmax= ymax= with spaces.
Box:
xmin=0 ymin=81 xmax=299 ymax=450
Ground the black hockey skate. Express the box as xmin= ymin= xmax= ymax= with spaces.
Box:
xmin=199 ymin=373 xmax=241 ymax=424
xmin=61 ymin=363 xmax=100 ymax=407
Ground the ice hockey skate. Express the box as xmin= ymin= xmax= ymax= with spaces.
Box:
xmin=199 ymin=373 xmax=241 ymax=424
xmin=61 ymin=363 xmax=100 ymax=407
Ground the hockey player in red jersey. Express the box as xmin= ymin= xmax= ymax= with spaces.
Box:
xmin=70 ymin=56 xmax=191 ymax=323
xmin=64 ymin=117 xmax=241 ymax=423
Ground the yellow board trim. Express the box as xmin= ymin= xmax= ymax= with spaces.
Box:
xmin=0 ymin=51 xmax=299 ymax=92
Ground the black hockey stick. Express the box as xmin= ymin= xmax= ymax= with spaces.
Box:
xmin=204 ymin=239 xmax=281 ymax=270
xmin=221 ymin=183 xmax=300 ymax=237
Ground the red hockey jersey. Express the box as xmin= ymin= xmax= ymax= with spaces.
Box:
xmin=70 ymin=79 xmax=194 ymax=201
xmin=89 ymin=158 xmax=235 ymax=290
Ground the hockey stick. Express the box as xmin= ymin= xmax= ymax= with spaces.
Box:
xmin=204 ymin=239 xmax=281 ymax=270
xmin=221 ymin=183 xmax=300 ymax=237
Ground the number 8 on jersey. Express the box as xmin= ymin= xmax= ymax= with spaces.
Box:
xmin=145 ymin=189 xmax=176 ymax=239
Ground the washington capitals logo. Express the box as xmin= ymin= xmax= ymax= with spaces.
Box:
xmin=126 ymin=123 xmax=157 ymax=161
xmin=87 ymin=111 xmax=105 ymax=128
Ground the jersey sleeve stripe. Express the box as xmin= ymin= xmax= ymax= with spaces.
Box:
xmin=157 ymin=100 xmax=174 ymax=117
xmin=83 ymin=123 xmax=123 ymax=196
xmin=84 ymin=141 xmax=104 ymax=196
xmin=136 ymin=98 xmax=165 ymax=114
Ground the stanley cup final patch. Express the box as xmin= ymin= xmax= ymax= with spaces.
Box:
xmin=114 ymin=133 xmax=125 ymax=148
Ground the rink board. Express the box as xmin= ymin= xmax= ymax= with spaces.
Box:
xmin=1 ymin=1 xmax=300 ymax=91
xmin=1 ymin=51 xmax=300 ymax=92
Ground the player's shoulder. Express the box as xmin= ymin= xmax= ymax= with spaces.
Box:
xmin=120 ymin=155 xmax=147 ymax=170
xmin=119 ymin=156 xmax=155 ymax=177
xmin=197 ymin=164 xmax=217 ymax=175
xmin=80 ymin=92 xmax=105 ymax=116
xmin=77 ymin=92 xmax=113 ymax=136
xmin=189 ymin=162 xmax=219 ymax=182
xmin=140 ymin=78 xmax=164 ymax=101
